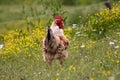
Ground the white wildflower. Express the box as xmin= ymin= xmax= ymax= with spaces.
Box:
xmin=38 ymin=72 xmax=41 ymax=74
xmin=99 ymin=31 xmax=102 ymax=34
xmin=113 ymin=40 xmax=117 ymax=42
xmin=81 ymin=45 xmax=85 ymax=48
xmin=47 ymin=73 xmax=50 ymax=77
xmin=109 ymin=41 xmax=115 ymax=45
xmin=76 ymin=32 xmax=80 ymax=36
xmin=75 ymin=32 xmax=80 ymax=35
xmin=114 ymin=46 xmax=119 ymax=49
xmin=77 ymin=34 xmax=80 ymax=36
xmin=85 ymin=56 xmax=88 ymax=58
xmin=72 ymin=24 xmax=77 ymax=28
xmin=109 ymin=76 xmax=115 ymax=80
xmin=91 ymin=68 xmax=95 ymax=71
xmin=0 ymin=44 xmax=3 ymax=49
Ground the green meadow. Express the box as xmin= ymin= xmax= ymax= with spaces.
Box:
xmin=0 ymin=0 xmax=120 ymax=80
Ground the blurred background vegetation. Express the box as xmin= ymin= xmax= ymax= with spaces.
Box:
xmin=0 ymin=0 xmax=103 ymax=5
xmin=0 ymin=0 xmax=118 ymax=34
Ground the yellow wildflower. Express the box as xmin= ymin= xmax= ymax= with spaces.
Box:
xmin=69 ymin=65 xmax=76 ymax=71
xmin=90 ymin=77 xmax=94 ymax=80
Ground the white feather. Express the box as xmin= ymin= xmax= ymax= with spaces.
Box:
xmin=51 ymin=25 xmax=64 ymax=36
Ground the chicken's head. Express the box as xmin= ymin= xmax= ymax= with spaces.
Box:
xmin=54 ymin=14 xmax=64 ymax=29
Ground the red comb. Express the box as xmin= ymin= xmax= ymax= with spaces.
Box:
xmin=54 ymin=15 xmax=63 ymax=21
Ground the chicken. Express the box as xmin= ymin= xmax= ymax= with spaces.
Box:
xmin=42 ymin=26 xmax=68 ymax=65
xmin=50 ymin=14 xmax=69 ymax=49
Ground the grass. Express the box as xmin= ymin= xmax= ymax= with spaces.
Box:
xmin=0 ymin=1 xmax=120 ymax=80
xmin=0 ymin=27 xmax=120 ymax=80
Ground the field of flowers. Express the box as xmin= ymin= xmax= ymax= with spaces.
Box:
xmin=0 ymin=1 xmax=120 ymax=80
